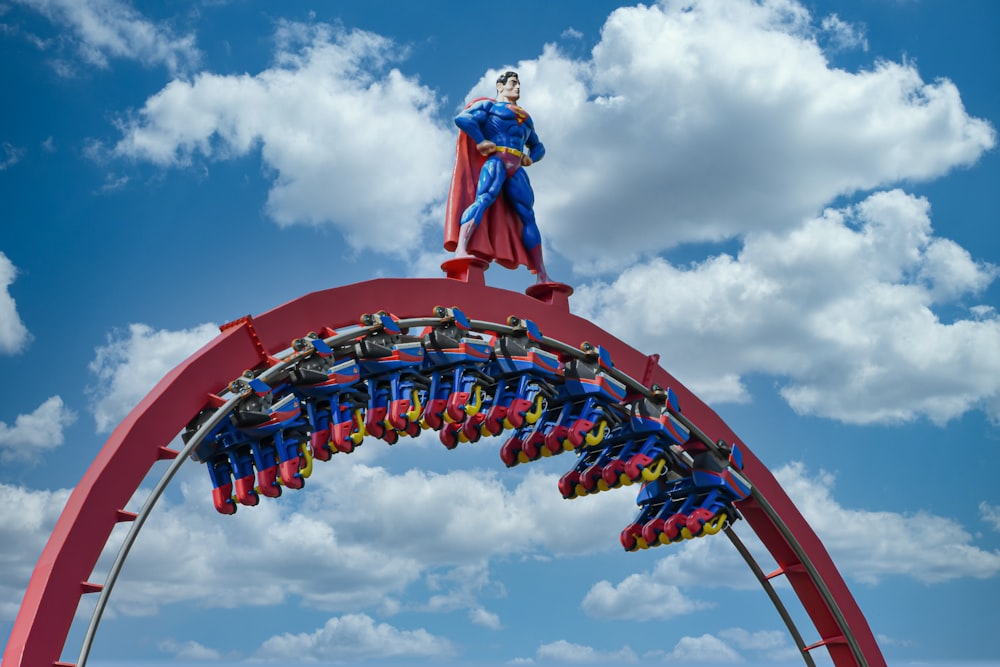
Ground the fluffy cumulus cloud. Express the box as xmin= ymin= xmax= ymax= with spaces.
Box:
xmin=0 ymin=252 xmax=31 ymax=354
xmin=97 ymin=460 xmax=636 ymax=619
xmin=526 ymin=632 xmax=791 ymax=664
xmin=10 ymin=0 xmax=199 ymax=74
xmin=111 ymin=21 xmax=453 ymax=254
xmin=0 ymin=484 xmax=72 ymax=619
xmin=535 ymin=639 xmax=638 ymax=663
xmin=87 ymin=322 xmax=218 ymax=432
xmin=582 ymin=575 xmax=714 ymax=621
xmin=775 ymin=463 xmax=1000 ymax=584
xmin=103 ymin=0 xmax=994 ymax=273
xmin=582 ymin=460 xmax=1000 ymax=625
xmin=579 ymin=534 xmax=758 ymax=625
xmin=157 ymin=639 xmax=224 ymax=661
xmin=471 ymin=0 xmax=995 ymax=264
xmin=662 ymin=633 xmax=743 ymax=662
xmin=256 ymin=613 xmax=454 ymax=662
xmin=574 ymin=190 xmax=1000 ymax=424
xmin=0 ymin=396 xmax=77 ymax=464
xmin=721 ymin=628 xmax=797 ymax=660
xmin=317 ymin=464 xmax=637 ymax=562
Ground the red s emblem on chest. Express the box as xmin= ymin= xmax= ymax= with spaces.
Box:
xmin=507 ymin=104 xmax=529 ymax=125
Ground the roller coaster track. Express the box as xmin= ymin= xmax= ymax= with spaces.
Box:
xmin=2 ymin=270 xmax=886 ymax=667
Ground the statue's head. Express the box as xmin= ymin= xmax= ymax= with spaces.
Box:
xmin=496 ymin=71 xmax=520 ymax=103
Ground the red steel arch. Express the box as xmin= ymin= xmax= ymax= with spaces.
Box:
xmin=2 ymin=272 xmax=886 ymax=667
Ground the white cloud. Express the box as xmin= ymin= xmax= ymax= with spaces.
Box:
xmin=102 ymin=0 xmax=994 ymax=276
xmin=582 ymin=575 xmax=714 ymax=621
xmin=645 ymin=628 xmax=799 ymax=663
xmin=417 ymin=562 xmax=505 ymax=624
xmin=87 ymin=322 xmax=218 ymax=433
xmin=255 ymin=613 xmax=454 ymax=661
xmin=579 ymin=534 xmax=759 ymax=624
xmin=0 ymin=396 xmax=77 ymax=464
xmin=469 ymin=606 xmax=502 ymax=629
xmin=459 ymin=0 xmax=994 ymax=266
xmin=582 ymin=460 xmax=1000 ymax=619
xmin=719 ymin=628 xmax=800 ymax=662
xmin=315 ymin=464 xmax=637 ymax=563
xmin=573 ymin=190 xmax=1000 ymax=424
xmin=0 ymin=142 xmax=26 ymax=170
xmin=157 ymin=638 xmax=224 ymax=661
xmin=110 ymin=22 xmax=453 ymax=255
xmin=103 ymin=476 xmax=427 ymax=616
xmin=0 ymin=252 xmax=31 ymax=354
xmin=535 ymin=639 xmax=637 ymax=663
xmin=719 ymin=627 xmax=791 ymax=652
xmin=94 ymin=458 xmax=636 ymax=618
xmin=11 ymin=0 xmax=199 ymax=74
xmin=776 ymin=463 xmax=1000 ymax=584
xmin=980 ymin=502 xmax=1000 ymax=532
xmin=0 ymin=484 xmax=71 ymax=620
xmin=663 ymin=633 xmax=743 ymax=662
xmin=820 ymin=13 xmax=868 ymax=52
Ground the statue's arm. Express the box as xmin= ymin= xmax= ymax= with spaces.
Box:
xmin=525 ymin=119 xmax=545 ymax=163
xmin=454 ymin=100 xmax=492 ymax=146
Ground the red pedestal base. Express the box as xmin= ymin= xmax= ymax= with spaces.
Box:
xmin=441 ymin=256 xmax=489 ymax=285
xmin=525 ymin=281 xmax=574 ymax=310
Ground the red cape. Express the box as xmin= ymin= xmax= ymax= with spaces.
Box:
xmin=443 ymin=101 xmax=534 ymax=272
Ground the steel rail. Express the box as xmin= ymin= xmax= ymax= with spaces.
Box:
xmin=76 ymin=393 xmax=239 ymax=667
xmin=724 ymin=526 xmax=817 ymax=667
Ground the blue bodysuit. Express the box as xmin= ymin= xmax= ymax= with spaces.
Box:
xmin=454 ymin=99 xmax=546 ymax=252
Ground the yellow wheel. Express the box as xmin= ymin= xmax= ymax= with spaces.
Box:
xmin=350 ymin=409 xmax=366 ymax=445
xmin=405 ymin=390 xmax=422 ymax=422
xmin=465 ymin=385 xmax=484 ymax=417
xmin=299 ymin=444 xmax=314 ymax=479
xmin=524 ymin=395 xmax=545 ymax=424
xmin=703 ymin=513 xmax=728 ymax=535
xmin=584 ymin=420 xmax=607 ymax=446
xmin=640 ymin=459 xmax=667 ymax=482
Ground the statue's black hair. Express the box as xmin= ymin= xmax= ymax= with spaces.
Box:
xmin=496 ymin=71 xmax=519 ymax=86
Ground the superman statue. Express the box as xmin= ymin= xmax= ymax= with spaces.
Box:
xmin=444 ymin=71 xmax=552 ymax=283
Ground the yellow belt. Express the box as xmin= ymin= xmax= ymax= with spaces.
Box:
xmin=493 ymin=146 xmax=523 ymax=158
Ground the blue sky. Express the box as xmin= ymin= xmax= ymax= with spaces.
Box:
xmin=1 ymin=0 xmax=999 ymax=665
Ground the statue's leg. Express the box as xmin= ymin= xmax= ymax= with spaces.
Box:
xmin=506 ymin=169 xmax=551 ymax=283
xmin=456 ymin=158 xmax=506 ymax=257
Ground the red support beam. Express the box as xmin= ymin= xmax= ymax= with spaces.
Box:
xmin=2 ymin=276 xmax=885 ymax=667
